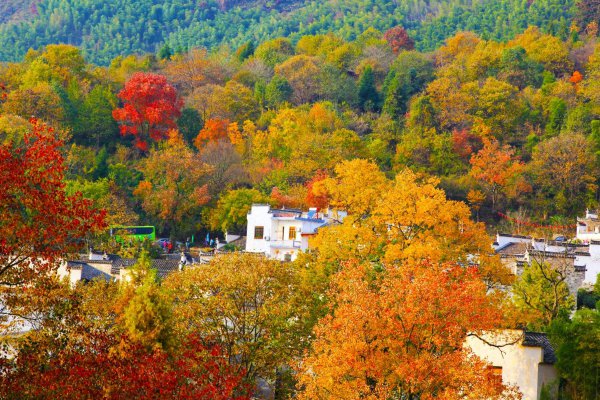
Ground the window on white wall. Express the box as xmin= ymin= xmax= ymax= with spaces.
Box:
xmin=289 ymin=226 xmax=296 ymax=240
xmin=254 ymin=226 xmax=264 ymax=239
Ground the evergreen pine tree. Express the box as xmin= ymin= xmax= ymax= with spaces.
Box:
xmin=358 ymin=66 xmax=379 ymax=112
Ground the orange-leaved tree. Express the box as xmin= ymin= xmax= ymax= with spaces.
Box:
xmin=296 ymin=259 xmax=521 ymax=400
xmin=312 ymin=160 xmax=502 ymax=266
xmin=134 ymin=131 xmax=211 ymax=234
xmin=469 ymin=137 xmax=529 ymax=211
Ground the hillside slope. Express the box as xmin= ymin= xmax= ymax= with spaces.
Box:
xmin=0 ymin=0 xmax=576 ymax=65
xmin=0 ymin=0 xmax=40 ymax=24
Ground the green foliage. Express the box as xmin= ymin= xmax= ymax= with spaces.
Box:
xmin=158 ymin=43 xmax=173 ymax=60
xmin=545 ymin=97 xmax=567 ymax=137
xmin=357 ymin=65 xmax=379 ymax=112
xmin=121 ymin=250 xmax=173 ymax=350
xmin=512 ymin=260 xmax=575 ymax=330
xmin=264 ymin=75 xmax=294 ymax=108
xmin=577 ymin=287 xmax=600 ymax=310
xmin=0 ymin=0 xmax=578 ymax=65
xmin=73 ymin=84 xmax=120 ymax=147
xmin=235 ymin=41 xmax=255 ymax=62
xmin=547 ymin=309 xmax=600 ymax=400
xmin=209 ymin=188 xmax=271 ymax=234
xmin=177 ymin=107 xmax=203 ymax=144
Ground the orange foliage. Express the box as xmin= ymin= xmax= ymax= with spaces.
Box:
xmin=297 ymin=259 xmax=521 ymax=400
xmin=569 ymin=70 xmax=583 ymax=84
xmin=194 ymin=118 xmax=229 ymax=149
xmin=470 ymin=137 xmax=529 ymax=209
xmin=270 ymin=186 xmax=307 ymax=209
xmin=305 ymin=170 xmax=330 ymax=210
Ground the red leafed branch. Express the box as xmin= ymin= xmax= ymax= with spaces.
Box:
xmin=0 ymin=333 xmax=251 ymax=399
xmin=0 ymin=119 xmax=105 ymax=285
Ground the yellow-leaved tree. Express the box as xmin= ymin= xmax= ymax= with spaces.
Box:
xmin=297 ymin=159 xmax=519 ymax=399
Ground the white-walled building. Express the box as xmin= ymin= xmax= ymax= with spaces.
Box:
xmin=576 ymin=209 xmax=600 ymax=241
xmin=245 ymin=204 xmax=343 ymax=261
xmin=495 ymin=232 xmax=598 ymax=285
xmin=466 ymin=330 xmax=558 ymax=400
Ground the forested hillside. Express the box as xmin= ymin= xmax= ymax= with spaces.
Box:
xmin=1 ymin=25 xmax=599 ymax=236
xmin=0 ymin=0 xmax=589 ymax=65
xmin=1 ymin=10 xmax=600 ymax=397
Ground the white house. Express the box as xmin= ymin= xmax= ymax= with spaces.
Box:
xmin=245 ymin=204 xmax=343 ymax=261
xmin=576 ymin=209 xmax=600 ymax=242
xmin=466 ymin=330 xmax=558 ymax=400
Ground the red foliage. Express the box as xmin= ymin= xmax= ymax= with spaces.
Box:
xmin=0 ymin=119 xmax=105 ymax=285
xmin=305 ymin=170 xmax=329 ymax=210
xmin=270 ymin=187 xmax=302 ymax=209
xmin=0 ymin=81 xmax=7 ymax=102
xmin=113 ymin=73 xmax=183 ymax=151
xmin=194 ymin=118 xmax=230 ymax=149
xmin=0 ymin=333 xmax=251 ymax=400
xmin=383 ymin=26 xmax=415 ymax=53
xmin=451 ymin=128 xmax=483 ymax=161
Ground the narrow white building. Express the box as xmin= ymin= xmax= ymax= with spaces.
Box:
xmin=245 ymin=204 xmax=342 ymax=261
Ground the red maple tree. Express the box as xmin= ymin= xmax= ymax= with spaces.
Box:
xmin=451 ymin=128 xmax=483 ymax=161
xmin=113 ymin=73 xmax=183 ymax=151
xmin=383 ymin=26 xmax=415 ymax=53
xmin=305 ymin=170 xmax=329 ymax=210
xmin=0 ymin=119 xmax=105 ymax=286
xmin=0 ymin=333 xmax=251 ymax=400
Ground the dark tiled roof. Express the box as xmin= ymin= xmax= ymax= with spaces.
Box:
xmin=81 ymin=264 xmax=113 ymax=282
xmin=574 ymin=251 xmax=591 ymax=256
xmin=151 ymin=259 xmax=180 ymax=279
xmin=527 ymin=250 xmax=576 ymax=259
xmin=574 ymin=265 xmax=587 ymax=272
xmin=110 ymin=258 xmax=137 ymax=275
xmin=67 ymin=261 xmax=85 ymax=270
xmin=498 ymin=233 xmax=531 ymax=239
xmin=522 ymin=332 xmax=556 ymax=364
xmin=496 ymin=242 xmax=529 ymax=256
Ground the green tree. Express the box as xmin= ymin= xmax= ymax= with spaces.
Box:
xmin=74 ymin=85 xmax=119 ymax=148
xmin=547 ymin=308 xmax=600 ymax=400
xmin=120 ymin=250 xmax=172 ymax=351
xmin=209 ymin=188 xmax=271 ymax=234
xmin=177 ymin=107 xmax=203 ymax=144
xmin=512 ymin=256 xmax=575 ymax=330
xmin=545 ymin=97 xmax=567 ymax=137
xmin=265 ymin=75 xmax=293 ymax=108
xmin=357 ymin=65 xmax=379 ymax=112
xmin=158 ymin=43 xmax=173 ymax=60
xmin=236 ymin=41 xmax=255 ymax=61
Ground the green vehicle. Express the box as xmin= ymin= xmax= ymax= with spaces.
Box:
xmin=110 ymin=226 xmax=156 ymax=243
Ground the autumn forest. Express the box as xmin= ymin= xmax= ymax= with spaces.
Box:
xmin=1 ymin=0 xmax=600 ymax=398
